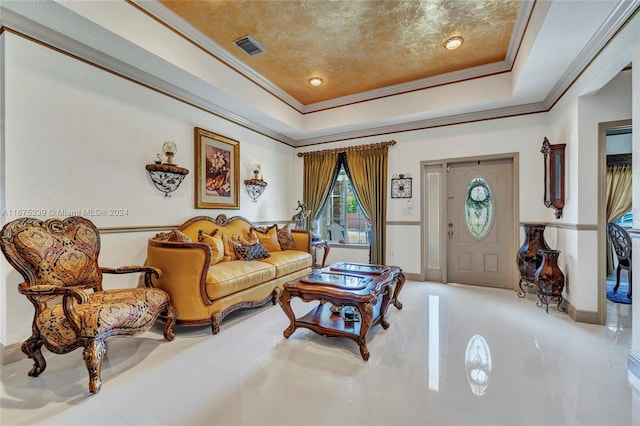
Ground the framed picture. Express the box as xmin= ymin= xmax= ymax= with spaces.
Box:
xmin=194 ymin=127 xmax=240 ymax=209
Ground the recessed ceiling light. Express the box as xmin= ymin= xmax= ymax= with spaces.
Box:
xmin=444 ymin=36 xmax=464 ymax=50
xmin=309 ymin=77 xmax=323 ymax=86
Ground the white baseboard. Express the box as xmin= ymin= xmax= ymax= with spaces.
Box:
xmin=1 ymin=342 xmax=25 ymax=365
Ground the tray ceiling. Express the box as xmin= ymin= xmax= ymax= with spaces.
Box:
xmin=159 ymin=0 xmax=522 ymax=106
xmin=2 ymin=0 xmax=634 ymax=146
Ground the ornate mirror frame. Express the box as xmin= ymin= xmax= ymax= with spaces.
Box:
xmin=541 ymin=137 xmax=566 ymax=219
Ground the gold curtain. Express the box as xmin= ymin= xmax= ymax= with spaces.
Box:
xmin=303 ymin=152 xmax=339 ymax=228
xmin=606 ymin=163 xmax=633 ymax=273
xmin=345 ymin=146 xmax=388 ymax=264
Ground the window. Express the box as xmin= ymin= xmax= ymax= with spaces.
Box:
xmin=316 ymin=166 xmax=370 ymax=244
xmin=464 ymin=177 xmax=493 ymax=240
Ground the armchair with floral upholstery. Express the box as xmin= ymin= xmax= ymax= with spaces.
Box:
xmin=0 ymin=216 xmax=178 ymax=394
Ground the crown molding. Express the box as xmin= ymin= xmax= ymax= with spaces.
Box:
xmin=0 ymin=3 xmax=298 ymax=147
xmin=300 ymin=0 xmax=536 ymax=114
xmin=300 ymin=60 xmax=513 ymax=114
xmin=506 ymin=0 xmax=536 ymax=66
xmin=128 ymin=0 xmax=306 ymax=113
xmin=543 ymin=0 xmax=640 ymax=109
xmin=294 ymin=102 xmax=548 ymax=147
xmin=2 ymin=1 xmax=637 ymax=148
xmin=0 ymin=2 xmax=545 ymax=148
xmin=133 ymin=0 xmax=534 ymax=115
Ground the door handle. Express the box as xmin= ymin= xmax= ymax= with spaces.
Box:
xmin=448 ymin=223 xmax=453 ymax=236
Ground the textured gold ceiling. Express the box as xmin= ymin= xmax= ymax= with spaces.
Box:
xmin=160 ymin=0 xmax=520 ymax=105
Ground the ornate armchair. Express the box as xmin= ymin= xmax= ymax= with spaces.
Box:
xmin=607 ymin=222 xmax=632 ymax=298
xmin=0 ymin=217 xmax=178 ymax=393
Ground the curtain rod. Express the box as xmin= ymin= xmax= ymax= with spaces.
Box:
xmin=296 ymin=140 xmax=396 ymax=157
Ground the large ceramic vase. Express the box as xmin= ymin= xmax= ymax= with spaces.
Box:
xmin=517 ymin=224 xmax=550 ymax=294
xmin=535 ymin=249 xmax=565 ymax=296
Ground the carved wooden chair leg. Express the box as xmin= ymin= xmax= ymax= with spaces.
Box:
xmin=83 ymin=339 xmax=107 ymax=394
xmin=22 ymin=335 xmax=46 ymax=377
xmin=211 ymin=313 xmax=223 ymax=335
xmin=163 ymin=305 xmax=178 ymax=341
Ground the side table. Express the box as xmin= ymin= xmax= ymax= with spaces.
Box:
xmin=311 ymin=240 xmax=330 ymax=268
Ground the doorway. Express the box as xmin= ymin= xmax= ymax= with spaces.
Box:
xmin=600 ymin=121 xmax=633 ymax=324
xmin=447 ymin=159 xmax=514 ymax=288
xmin=422 ymin=154 xmax=518 ymax=288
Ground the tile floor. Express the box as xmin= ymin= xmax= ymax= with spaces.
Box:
xmin=1 ymin=281 xmax=637 ymax=426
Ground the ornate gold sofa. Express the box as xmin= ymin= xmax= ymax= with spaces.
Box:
xmin=146 ymin=214 xmax=312 ymax=334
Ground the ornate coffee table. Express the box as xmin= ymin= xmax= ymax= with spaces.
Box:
xmin=278 ymin=263 xmax=404 ymax=360
xmin=329 ymin=262 xmax=405 ymax=309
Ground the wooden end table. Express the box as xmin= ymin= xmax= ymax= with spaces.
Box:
xmin=278 ymin=263 xmax=404 ymax=360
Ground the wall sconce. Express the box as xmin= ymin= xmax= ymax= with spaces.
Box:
xmin=162 ymin=141 xmax=177 ymax=164
xmin=145 ymin=141 xmax=189 ymax=197
xmin=244 ymin=163 xmax=267 ymax=202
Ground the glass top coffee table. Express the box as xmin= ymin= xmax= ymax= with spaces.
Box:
xmin=329 ymin=262 xmax=391 ymax=275
xmin=300 ymin=271 xmax=373 ymax=289
xmin=278 ymin=263 xmax=405 ymax=360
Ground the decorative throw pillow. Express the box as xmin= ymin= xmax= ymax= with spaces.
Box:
xmin=277 ymin=224 xmax=296 ymax=250
xmin=154 ymin=229 xmax=193 ymax=243
xmin=221 ymin=234 xmax=239 ymax=262
xmin=153 ymin=231 xmax=170 ymax=241
xmin=234 ymin=230 xmax=259 ymax=246
xmin=198 ymin=231 xmax=224 ymax=265
xmin=234 ymin=242 xmax=270 ymax=261
xmin=250 ymin=225 xmax=282 ymax=252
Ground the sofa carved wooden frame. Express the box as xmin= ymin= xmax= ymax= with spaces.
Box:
xmin=0 ymin=216 xmax=178 ymax=394
xmin=148 ymin=214 xmax=312 ymax=334
xmin=148 ymin=237 xmax=281 ymax=333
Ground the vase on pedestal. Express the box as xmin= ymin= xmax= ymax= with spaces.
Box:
xmin=516 ymin=224 xmax=550 ymax=297
xmin=535 ymin=249 xmax=565 ymax=313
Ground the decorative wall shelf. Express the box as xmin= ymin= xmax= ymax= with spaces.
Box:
xmin=146 ymin=163 xmax=189 ymax=197
xmin=244 ymin=178 xmax=267 ymax=202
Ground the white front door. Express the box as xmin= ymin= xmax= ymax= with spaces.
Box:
xmin=447 ymin=159 xmax=514 ymax=288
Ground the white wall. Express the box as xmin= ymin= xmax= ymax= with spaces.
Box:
xmin=541 ymin=70 xmax=633 ymax=313
xmin=0 ymin=32 xmax=297 ymax=346
xmin=292 ymin=63 xmax=633 ymax=321
xmin=0 ymin=31 xmax=6 ymax=348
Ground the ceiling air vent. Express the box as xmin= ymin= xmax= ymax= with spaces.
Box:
xmin=233 ymin=35 xmax=266 ymax=56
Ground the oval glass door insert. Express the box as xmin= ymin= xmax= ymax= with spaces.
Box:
xmin=465 ymin=177 xmax=493 ymax=240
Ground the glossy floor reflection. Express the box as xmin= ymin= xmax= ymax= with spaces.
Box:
xmin=1 ymin=281 xmax=637 ymax=426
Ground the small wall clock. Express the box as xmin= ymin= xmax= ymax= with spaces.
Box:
xmin=391 ymin=173 xmax=412 ymax=198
